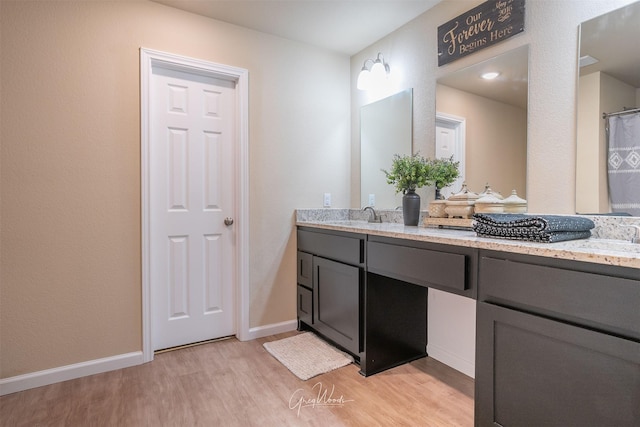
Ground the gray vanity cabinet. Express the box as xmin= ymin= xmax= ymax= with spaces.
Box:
xmin=312 ymin=256 xmax=361 ymax=355
xmin=296 ymin=251 xmax=313 ymax=326
xmin=296 ymin=227 xmax=365 ymax=357
xmin=298 ymin=223 xmax=640 ymax=422
xmin=475 ymin=250 xmax=640 ymax=426
xmin=296 ymin=227 xmax=476 ymax=376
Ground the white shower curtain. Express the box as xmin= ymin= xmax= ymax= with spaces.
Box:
xmin=607 ymin=112 xmax=640 ymax=216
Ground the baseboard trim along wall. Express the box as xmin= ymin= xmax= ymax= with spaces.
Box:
xmin=0 ymin=351 xmax=144 ymax=396
xmin=244 ymin=319 xmax=298 ymax=341
xmin=1 ymin=319 xmax=299 ymax=396
xmin=427 ymin=343 xmax=475 ymax=379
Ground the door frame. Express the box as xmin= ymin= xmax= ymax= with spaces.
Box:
xmin=140 ymin=48 xmax=250 ymax=363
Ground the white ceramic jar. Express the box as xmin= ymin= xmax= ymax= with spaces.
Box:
xmin=445 ymin=183 xmax=479 ymax=219
xmin=474 ymin=193 xmax=505 ymax=213
xmin=503 ymin=189 xmax=527 ymax=213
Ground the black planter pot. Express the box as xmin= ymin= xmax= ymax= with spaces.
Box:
xmin=402 ymin=189 xmax=421 ymax=226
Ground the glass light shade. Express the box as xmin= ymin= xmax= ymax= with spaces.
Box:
xmin=357 ymin=69 xmax=371 ymax=90
xmin=370 ymin=61 xmax=387 ymax=82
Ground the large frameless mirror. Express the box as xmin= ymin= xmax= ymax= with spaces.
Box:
xmin=360 ymin=88 xmax=413 ymax=209
xmin=436 ymin=45 xmax=529 ymax=199
xmin=576 ymin=1 xmax=640 ymax=216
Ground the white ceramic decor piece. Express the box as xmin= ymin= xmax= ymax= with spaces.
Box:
xmin=475 ymin=193 xmax=505 ymax=213
xmin=503 ymin=190 xmax=528 ymax=213
xmin=479 ymin=183 xmax=504 ymax=199
xmin=445 ymin=183 xmax=479 ymax=219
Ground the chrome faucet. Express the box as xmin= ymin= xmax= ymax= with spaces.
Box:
xmin=620 ymin=225 xmax=640 ymax=243
xmin=363 ymin=206 xmax=381 ymax=223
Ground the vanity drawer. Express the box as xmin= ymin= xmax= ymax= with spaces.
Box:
xmin=297 ymin=285 xmax=313 ymax=325
xmin=297 ymin=251 xmax=313 ymax=288
xmin=479 ymin=252 xmax=640 ymax=340
xmin=367 ymin=241 xmax=467 ymax=292
xmin=297 ymin=228 xmax=364 ymax=266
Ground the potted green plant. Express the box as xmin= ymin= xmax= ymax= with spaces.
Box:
xmin=382 ymin=153 xmax=432 ymax=225
xmin=426 ymin=156 xmax=460 ymax=199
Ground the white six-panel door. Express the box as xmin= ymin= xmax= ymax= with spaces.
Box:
xmin=150 ymin=65 xmax=236 ymax=351
xmin=435 ymin=113 xmax=466 ymax=199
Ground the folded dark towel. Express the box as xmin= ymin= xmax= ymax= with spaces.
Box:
xmin=473 ymin=213 xmax=595 ymax=232
xmin=475 ymin=230 xmax=593 ymax=243
xmin=472 ymin=214 xmax=595 ymax=243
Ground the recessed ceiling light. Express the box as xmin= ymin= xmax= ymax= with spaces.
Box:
xmin=579 ymin=55 xmax=599 ymax=68
xmin=481 ymin=72 xmax=500 ymax=80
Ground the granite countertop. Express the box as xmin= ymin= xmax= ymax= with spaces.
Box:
xmin=296 ymin=218 xmax=640 ymax=269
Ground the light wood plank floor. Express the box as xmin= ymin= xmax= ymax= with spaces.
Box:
xmin=0 ymin=332 xmax=474 ymax=426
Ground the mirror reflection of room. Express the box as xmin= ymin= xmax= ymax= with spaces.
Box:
xmin=360 ymin=89 xmax=413 ymax=209
xmin=436 ymin=45 xmax=528 ymax=201
xmin=576 ymin=1 xmax=640 ymax=216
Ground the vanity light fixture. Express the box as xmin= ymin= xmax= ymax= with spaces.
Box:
xmin=357 ymin=52 xmax=390 ymax=90
xmin=481 ymin=71 xmax=500 ymax=80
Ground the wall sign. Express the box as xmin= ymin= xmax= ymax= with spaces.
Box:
xmin=438 ymin=0 xmax=525 ymax=66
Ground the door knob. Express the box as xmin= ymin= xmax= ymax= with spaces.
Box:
xmin=224 ymin=217 xmax=234 ymax=226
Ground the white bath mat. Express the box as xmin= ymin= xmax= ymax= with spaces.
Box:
xmin=263 ymin=332 xmax=354 ymax=380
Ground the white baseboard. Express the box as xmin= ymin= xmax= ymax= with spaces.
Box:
xmin=241 ymin=319 xmax=298 ymax=341
xmin=0 ymin=351 xmax=144 ymax=396
xmin=427 ymin=343 xmax=475 ymax=379
xmin=2 ymin=320 xmax=298 ymax=395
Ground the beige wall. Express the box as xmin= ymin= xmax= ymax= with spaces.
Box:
xmin=576 ymin=72 xmax=604 ymax=213
xmin=0 ymin=0 xmax=350 ymax=378
xmin=351 ymin=0 xmax=637 ymax=212
xmin=436 ymin=84 xmax=527 ymax=197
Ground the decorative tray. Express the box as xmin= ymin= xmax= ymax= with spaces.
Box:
xmin=423 ymin=217 xmax=474 ymax=229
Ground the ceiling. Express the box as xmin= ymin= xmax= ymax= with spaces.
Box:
xmin=579 ymin=1 xmax=640 ymax=89
xmin=437 ymin=46 xmax=529 ymax=109
xmin=154 ymin=0 xmax=529 ymax=108
xmin=151 ymin=0 xmax=442 ymax=55
xmin=150 ymin=1 xmax=637 ymax=109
